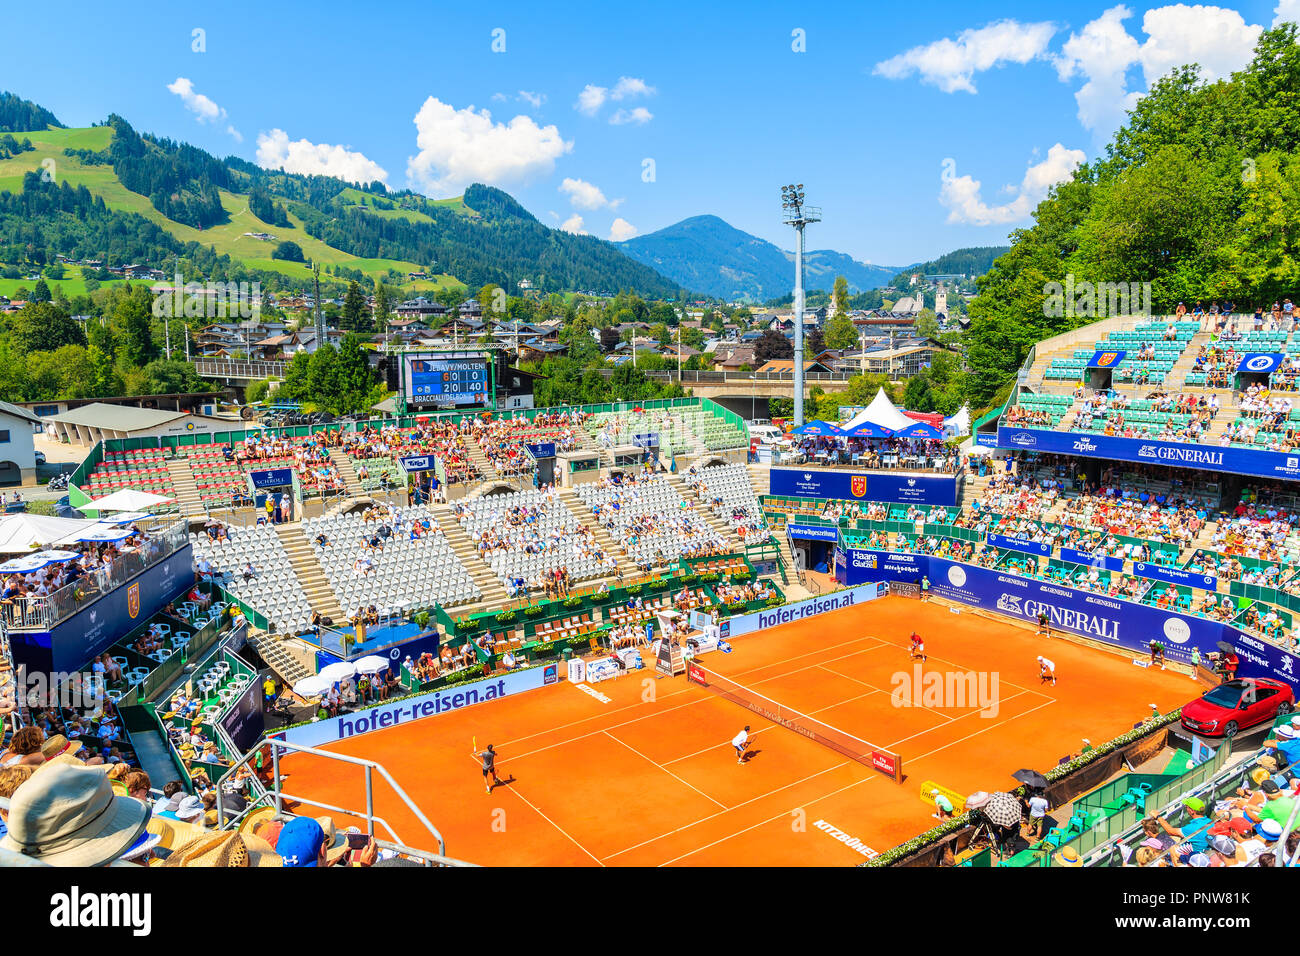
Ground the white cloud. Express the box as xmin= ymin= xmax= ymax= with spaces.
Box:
xmin=167 ymin=77 xmax=227 ymax=123
xmin=874 ymin=19 xmax=1058 ymax=93
xmin=491 ymin=92 xmax=508 ymax=102
xmin=576 ymin=76 xmax=655 ymax=117
xmin=560 ymin=214 xmax=587 ymax=235
xmin=610 ymin=107 xmax=653 ymax=125
xmin=609 ymin=217 xmax=637 ymax=241
xmin=1136 ymin=4 xmax=1260 ymax=85
xmin=1055 ymin=4 xmax=1261 ymax=135
xmin=576 ymin=84 xmax=607 ymax=116
xmin=559 ymin=177 xmax=623 ymax=210
xmin=517 ymin=90 xmax=546 ymax=108
xmin=256 ymin=129 xmax=389 ymax=185
xmin=611 ymin=77 xmax=655 ymax=100
xmin=226 ymin=125 xmax=243 ymax=143
xmin=1277 ymin=0 xmax=1300 ymax=26
xmin=405 ymin=97 xmax=572 ymax=197
xmin=940 ymin=143 xmax=1085 ymax=225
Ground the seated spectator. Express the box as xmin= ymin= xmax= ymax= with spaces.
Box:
xmin=1 ymin=726 xmax=46 ymax=768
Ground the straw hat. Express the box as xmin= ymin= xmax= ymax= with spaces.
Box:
xmin=157 ymin=831 xmax=282 ymax=868
xmin=1054 ymin=846 xmax=1083 ymax=866
xmin=40 ymin=734 xmax=72 ymax=759
xmin=0 ymin=763 xmax=149 ymax=866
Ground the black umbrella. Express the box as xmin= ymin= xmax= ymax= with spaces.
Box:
xmin=981 ymin=791 xmax=1023 ymax=828
xmin=1012 ymin=769 xmax=1049 ymax=790
xmin=1216 ymin=640 xmax=1234 ymax=653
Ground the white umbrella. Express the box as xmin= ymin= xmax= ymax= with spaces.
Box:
xmin=0 ymin=554 xmax=53 ymax=574
xmin=74 ymin=526 xmax=135 ymax=543
xmin=317 ymin=660 xmax=356 ymax=683
xmin=0 ymin=514 xmax=102 ymax=553
xmin=292 ymin=674 xmax=331 ymax=697
xmin=103 ymin=511 xmax=154 ymax=524
xmin=90 ymin=489 xmax=174 ymax=512
xmin=353 ymin=655 xmax=390 ymax=674
xmin=39 ymin=550 xmax=82 ymax=563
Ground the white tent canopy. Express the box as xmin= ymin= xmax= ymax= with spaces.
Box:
xmin=944 ymin=405 xmax=971 ymax=437
xmin=0 ymin=513 xmax=104 ymax=554
xmin=843 ymin=388 xmax=915 ymax=433
xmin=90 ymin=489 xmax=174 ymax=512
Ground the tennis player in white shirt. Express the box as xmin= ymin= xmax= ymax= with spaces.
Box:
xmin=732 ymin=726 xmax=751 ymax=765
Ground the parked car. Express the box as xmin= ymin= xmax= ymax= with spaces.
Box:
xmin=1181 ymin=677 xmax=1294 ymax=738
xmin=34 ymin=451 xmax=46 ymax=465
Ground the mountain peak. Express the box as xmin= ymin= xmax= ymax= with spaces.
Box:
xmin=620 ymin=214 xmax=900 ymax=302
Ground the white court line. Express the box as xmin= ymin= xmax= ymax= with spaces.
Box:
xmin=602 ymin=731 xmax=727 ymax=809
xmin=654 ymin=695 xmax=1059 ymax=867
xmin=495 ymin=776 xmax=606 ymax=867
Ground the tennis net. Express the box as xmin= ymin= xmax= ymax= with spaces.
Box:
xmin=686 ymin=662 xmax=903 ymax=783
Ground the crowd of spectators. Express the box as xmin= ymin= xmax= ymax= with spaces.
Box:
xmin=1074 ymin=391 xmax=1217 ymax=443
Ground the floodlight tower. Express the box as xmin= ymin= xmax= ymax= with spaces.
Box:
xmin=781 ymin=184 xmax=821 ymax=427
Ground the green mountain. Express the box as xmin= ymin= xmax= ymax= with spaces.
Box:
xmin=887 ymin=246 xmax=1010 ymax=290
xmin=619 ymin=214 xmax=902 ymax=302
xmin=0 ymin=95 xmax=684 ymax=298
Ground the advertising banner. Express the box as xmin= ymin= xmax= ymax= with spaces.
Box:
xmin=717 ymin=581 xmax=884 ymax=640
xmin=788 ymin=523 xmax=841 ymax=542
xmin=9 ymin=544 xmax=195 ymax=675
xmin=1059 ymin=547 xmax=1125 ymax=572
xmin=248 ymin=468 xmax=293 ymax=489
xmin=839 ymin=549 xmax=925 ymax=587
xmin=769 ymin=468 xmax=958 ymax=506
xmin=1237 ymin=353 xmax=1285 ymax=374
xmin=219 ymin=678 xmax=265 ymax=753
xmin=1131 ymin=562 xmax=1217 ymax=591
xmin=986 ymin=532 xmax=1052 ymax=557
xmin=524 ymin=442 xmax=557 ymax=459
xmin=280 ymin=663 xmax=559 ymax=748
xmin=399 ymin=455 xmax=437 ymax=473
xmin=1088 ymin=350 xmax=1127 ymax=368
xmin=996 ymin=425 xmax=1300 ymax=482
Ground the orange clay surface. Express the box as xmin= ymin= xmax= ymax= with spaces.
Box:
xmin=282 ymin=597 xmax=1196 ymax=866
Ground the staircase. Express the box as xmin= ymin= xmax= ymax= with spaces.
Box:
xmin=246 ymin=630 xmax=313 ymax=686
xmin=428 ymin=504 xmax=512 ymax=607
xmin=165 ymin=459 xmax=204 ymax=518
xmin=272 ymin=524 xmax=345 ymax=622
xmin=464 ymin=441 xmax=499 ymax=480
xmin=557 ymin=488 xmax=638 ymax=579
xmin=327 ymin=449 xmax=364 ymax=498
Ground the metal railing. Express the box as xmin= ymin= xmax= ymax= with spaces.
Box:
xmin=195 ymin=359 xmax=288 ymax=379
xmin=216 ymin=736 xmax=448 ymax=856
xmin=1 ymin=520 xmax=191 ymax=631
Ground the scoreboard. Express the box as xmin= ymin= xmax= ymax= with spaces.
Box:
xmin=403 ymin=355 xmax=491 ymax=406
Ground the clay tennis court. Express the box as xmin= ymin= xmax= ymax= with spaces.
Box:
xmin=282 ymin=596 xmax=1196 ymax=866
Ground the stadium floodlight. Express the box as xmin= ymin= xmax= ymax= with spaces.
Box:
xmin=781 ymin=184 xmax=821 ymax=427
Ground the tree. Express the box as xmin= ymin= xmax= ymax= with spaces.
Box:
xmin=13 ymin=301 xmax=86 ymax=354
xmin=31 ymin=277 xmax=51 ymax=303
xmin=110 ymin=286 xmax=157 ymax=367
xmin=373 ymin=283 xmax=394 ymax=331
xmin=334 ymin=334 xmax=377 ymax=413
xmin=341 ymin=280 xmax=370 ymax=332
xmin=806 ymin=325 xmax=825 ymax=355
xmin=754 ymin=329 xmax=793 ymax=364
xmin=271 ymin=241 xmax=305 ymax=263
xmin=831 ymin=275 xmax=850 ymax=318
xmin=914 ymin=309 xmax=939 ymax=340
xmin=823 ymin=314 xmax=858 ymax=351
xmin=599 ymin=326 xmax=621 ymax=352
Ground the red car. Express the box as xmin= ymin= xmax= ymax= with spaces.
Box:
xmin=1181 ymin=677 xmax=1295 ymax=738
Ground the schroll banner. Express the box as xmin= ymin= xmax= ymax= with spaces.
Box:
xmin=248 ymin=468 xmax=294 ymax=489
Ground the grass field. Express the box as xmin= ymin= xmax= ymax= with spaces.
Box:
xmin=0 ymin=127 xmax=464 ymax=291
xmin=0 ymin=265 xmax=128 ymax=299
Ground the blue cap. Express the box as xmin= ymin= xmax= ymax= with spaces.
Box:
xmin=277 ymin=817 xmax=325 ymax=867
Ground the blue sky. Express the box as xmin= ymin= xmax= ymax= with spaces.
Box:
xmin=2 ymin=0 xmax=1292 ymax=266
